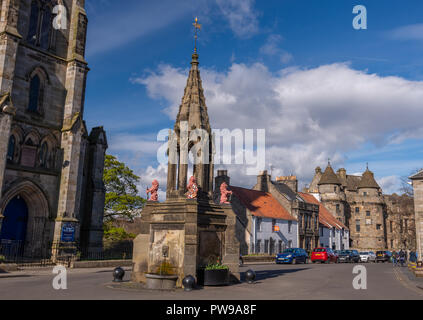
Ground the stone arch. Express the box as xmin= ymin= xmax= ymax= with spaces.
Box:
xmin=1 ymin=179 xmax=51 ymax=257
xmin=9 ymin=125 xmax=25 ymax=164
xmin=24 ymin=129 xmax=41 ymax=146
xmin=38 ymin=133 xmax=58 ymax=169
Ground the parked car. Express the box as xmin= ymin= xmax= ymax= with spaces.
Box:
xmin=376 ymin=251 xmax=392 ymax=263
xmin=368 ymin=251 xmax=377 ymax=263
xmin=311 ymin=248 xmax=338 ymax=264
xmin=336 ymin=250 xmax=360 ymax=263
xmin=276 ymin=248 xmax=309 ymax=264
xmin=359 ymin=252 xmax=371 ymax=263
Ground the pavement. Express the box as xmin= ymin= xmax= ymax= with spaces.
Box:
xmin=0 ymin=262 xmax=422 ymax=300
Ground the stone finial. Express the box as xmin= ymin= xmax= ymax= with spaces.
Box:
xmin=147 ymin=180 xmax=159 ymax=201
xmin=186 ymin=176 xmax=199 ymax=199
xmin=219 ymin=182 xmax=233 ymax=204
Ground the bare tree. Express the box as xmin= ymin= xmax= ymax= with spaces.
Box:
xmin=401 ymin=168 xmax=423 ymax=197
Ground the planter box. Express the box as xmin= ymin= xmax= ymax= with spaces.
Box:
xmin=145 ymin=274 xmax=178 ymax=290
xmin=198 ymin=269 xmax=229 ymax=286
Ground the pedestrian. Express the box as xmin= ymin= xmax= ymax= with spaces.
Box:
xmin=392 ymin=251 xmax=398 ymax=267
xmin=399 ymin=250 xmax=406 ymax=267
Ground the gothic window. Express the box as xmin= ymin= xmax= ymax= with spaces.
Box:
xmin=28 ymin=1 xmax=40 ymax=44
xmin=7 ymin=136 xmax=16 ymax=162
xmin=28 ymin=75 xmax=43 ymax=113
xmin=40 ymin=7 xmax=52 ymax=49
xmin=27 ymin=1 xmax=54 ymax=50
xmin=39 ymin=142 xmax=48 ymax=168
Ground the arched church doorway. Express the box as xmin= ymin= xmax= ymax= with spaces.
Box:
xmin=0 ymin=196 xmax=29 ymax=256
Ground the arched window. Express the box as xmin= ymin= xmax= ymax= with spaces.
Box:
xmin=7 ymin=136 xmax=16 ymax=161
xmin=39 ymin=142 xmax=48 ymax=168
xmin=28 ymin=75 xmax=41 ymax=112
xmin=40 ymin=7 xmax=52 ymax=49
xmin=27 ymin=1 xmax=40 ymax=44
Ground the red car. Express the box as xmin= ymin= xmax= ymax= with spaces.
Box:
xmin=311 ymin=248 xmax=338 ymax=264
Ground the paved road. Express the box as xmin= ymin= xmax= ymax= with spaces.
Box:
xmin=0 ymin=262 xmax=422 ymax=300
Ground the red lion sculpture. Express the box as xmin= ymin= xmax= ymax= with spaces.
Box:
xmin=146 ymin=179 xmax=159 ymax=201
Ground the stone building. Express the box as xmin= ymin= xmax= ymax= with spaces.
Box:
xmin=299 ymin=192 xmax=349 ymax=251
xmin=0 ymin=0 xmax=107 ymax=259
xmin=410 ymin=170 xmax=423 ymax=261
xmin=214 ymin=170 xmax=298 ymax=256
xmin=384 ymin=194 xmax=416 ymax=251
xmin=253 ymin=172 xmax=320 ymax=251
xmin=307 ymin=164 xmax=387 ymax=251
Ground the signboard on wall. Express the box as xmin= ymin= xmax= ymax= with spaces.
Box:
xmin=61 ymin=223 xmax=75 ymax=243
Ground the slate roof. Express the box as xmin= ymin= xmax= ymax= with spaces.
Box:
xmin=231 ymin=186 xmax=297 ymax=221
xmin=410 ymin=170 xmax=423 ymax=180
xmin=299 ymin=193 xmax=348 ymax=230
xmin=357 ymin=169 xmax=380 ymax=189
xmin=271 ymin=182 xmax=303 ymax=202
xmin=318 ymin=165 xmax=342 ymax=186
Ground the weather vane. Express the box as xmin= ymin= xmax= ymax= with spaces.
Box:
xmin=193 ymin=17 xmax=202 ymax=54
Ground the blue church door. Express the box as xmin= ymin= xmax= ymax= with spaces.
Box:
xmin=0 ymin=196 xmax=29 ymax=245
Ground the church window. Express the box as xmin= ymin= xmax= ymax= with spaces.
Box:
xmin=27 ymin=1 xmax=54 ymax=51
xmin=7 ymin=136 xmax=15 ymax=161
xmin=28 ymin=1 xmax=40 ymax=44
xmin=39 ymin=142 xmax=48 ymax=168
xmin=356 ymin=220 xmax=361 ymax=233
xmin=28 ymin=75 xmax=42 ymax=113
xmin=40 ymin=7 xmax=52 ymax=49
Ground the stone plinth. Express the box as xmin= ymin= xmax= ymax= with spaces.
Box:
xmin=132 ymin=199 xmax=240 ymax=287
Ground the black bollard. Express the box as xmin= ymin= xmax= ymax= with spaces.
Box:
xmin=245 ymin=269 xmax=256 ymax=284
xmin=182 ymin=275 xmax=196 ymax=292
xmin=113 ymin=267 xmax=125 ymax=282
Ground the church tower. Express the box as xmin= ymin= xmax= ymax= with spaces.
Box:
xmin=0 ymin=1 xmax=107 ymax=259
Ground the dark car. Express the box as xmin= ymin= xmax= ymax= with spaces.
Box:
xmin=276 ymin=248 xmax=309 ymax=264
xmin=376 ymin=251 xmax=392 ymax=263
xmin=336 ymin=250 xmax=360 ymax=263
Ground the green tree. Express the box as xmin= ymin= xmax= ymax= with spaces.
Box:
xmin=103 ymin=154 xmax=146 ymax=222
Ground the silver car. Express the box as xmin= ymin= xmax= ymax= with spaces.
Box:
xmin=360 ymin=251 xmax=376 ymax=263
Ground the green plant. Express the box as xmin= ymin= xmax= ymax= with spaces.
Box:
xmin=205 ymin=263 xmax=229 ymax=271
xmin=103 ymin=223 xmax=136 ymax=241
xmin=155 ymin=262 xmax=176 ymax=275
xmin=0 ymin=255 xmax=5 ymax=263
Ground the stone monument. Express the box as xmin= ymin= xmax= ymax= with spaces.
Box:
xmin=131 ymin=19 xmax=240 ymax=287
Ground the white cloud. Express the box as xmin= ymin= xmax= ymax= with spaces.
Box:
xmin=215 ymin=0 xmax=259 ymax=38
xmin=377 ymin=176 xmax=401 ymax=195
xmin=260 ymin=34 xmax=293 ymax=64
xmin=132 ymin=61 xmax=423 ymax=192
xmin=389 ymin=23 xmax=423 ymax=41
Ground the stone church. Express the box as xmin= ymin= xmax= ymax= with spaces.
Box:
xmin=0 ymin=0 xmax=107 ymax=259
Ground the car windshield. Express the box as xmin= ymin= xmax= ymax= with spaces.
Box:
xmin=283 ymin=249 xmax=295 ymax=254
xmin=339 ymin=250 xmax=351 ymax=254
xmin=360 ymin=252 xmax=369 ymax=255
xmin=376 ymin=251 xmax=385 ymax=254
xmin=314 ymin=248 xmax=326 ymax=252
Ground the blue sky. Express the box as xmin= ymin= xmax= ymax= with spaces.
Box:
xmin=83 ymin=0 xmax=423 ymax=195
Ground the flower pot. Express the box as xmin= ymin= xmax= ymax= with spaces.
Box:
xmin=145 ymin=274 xmax=178 ymax=290
xmin=199 ymin=269 xmax=229 ymax=286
